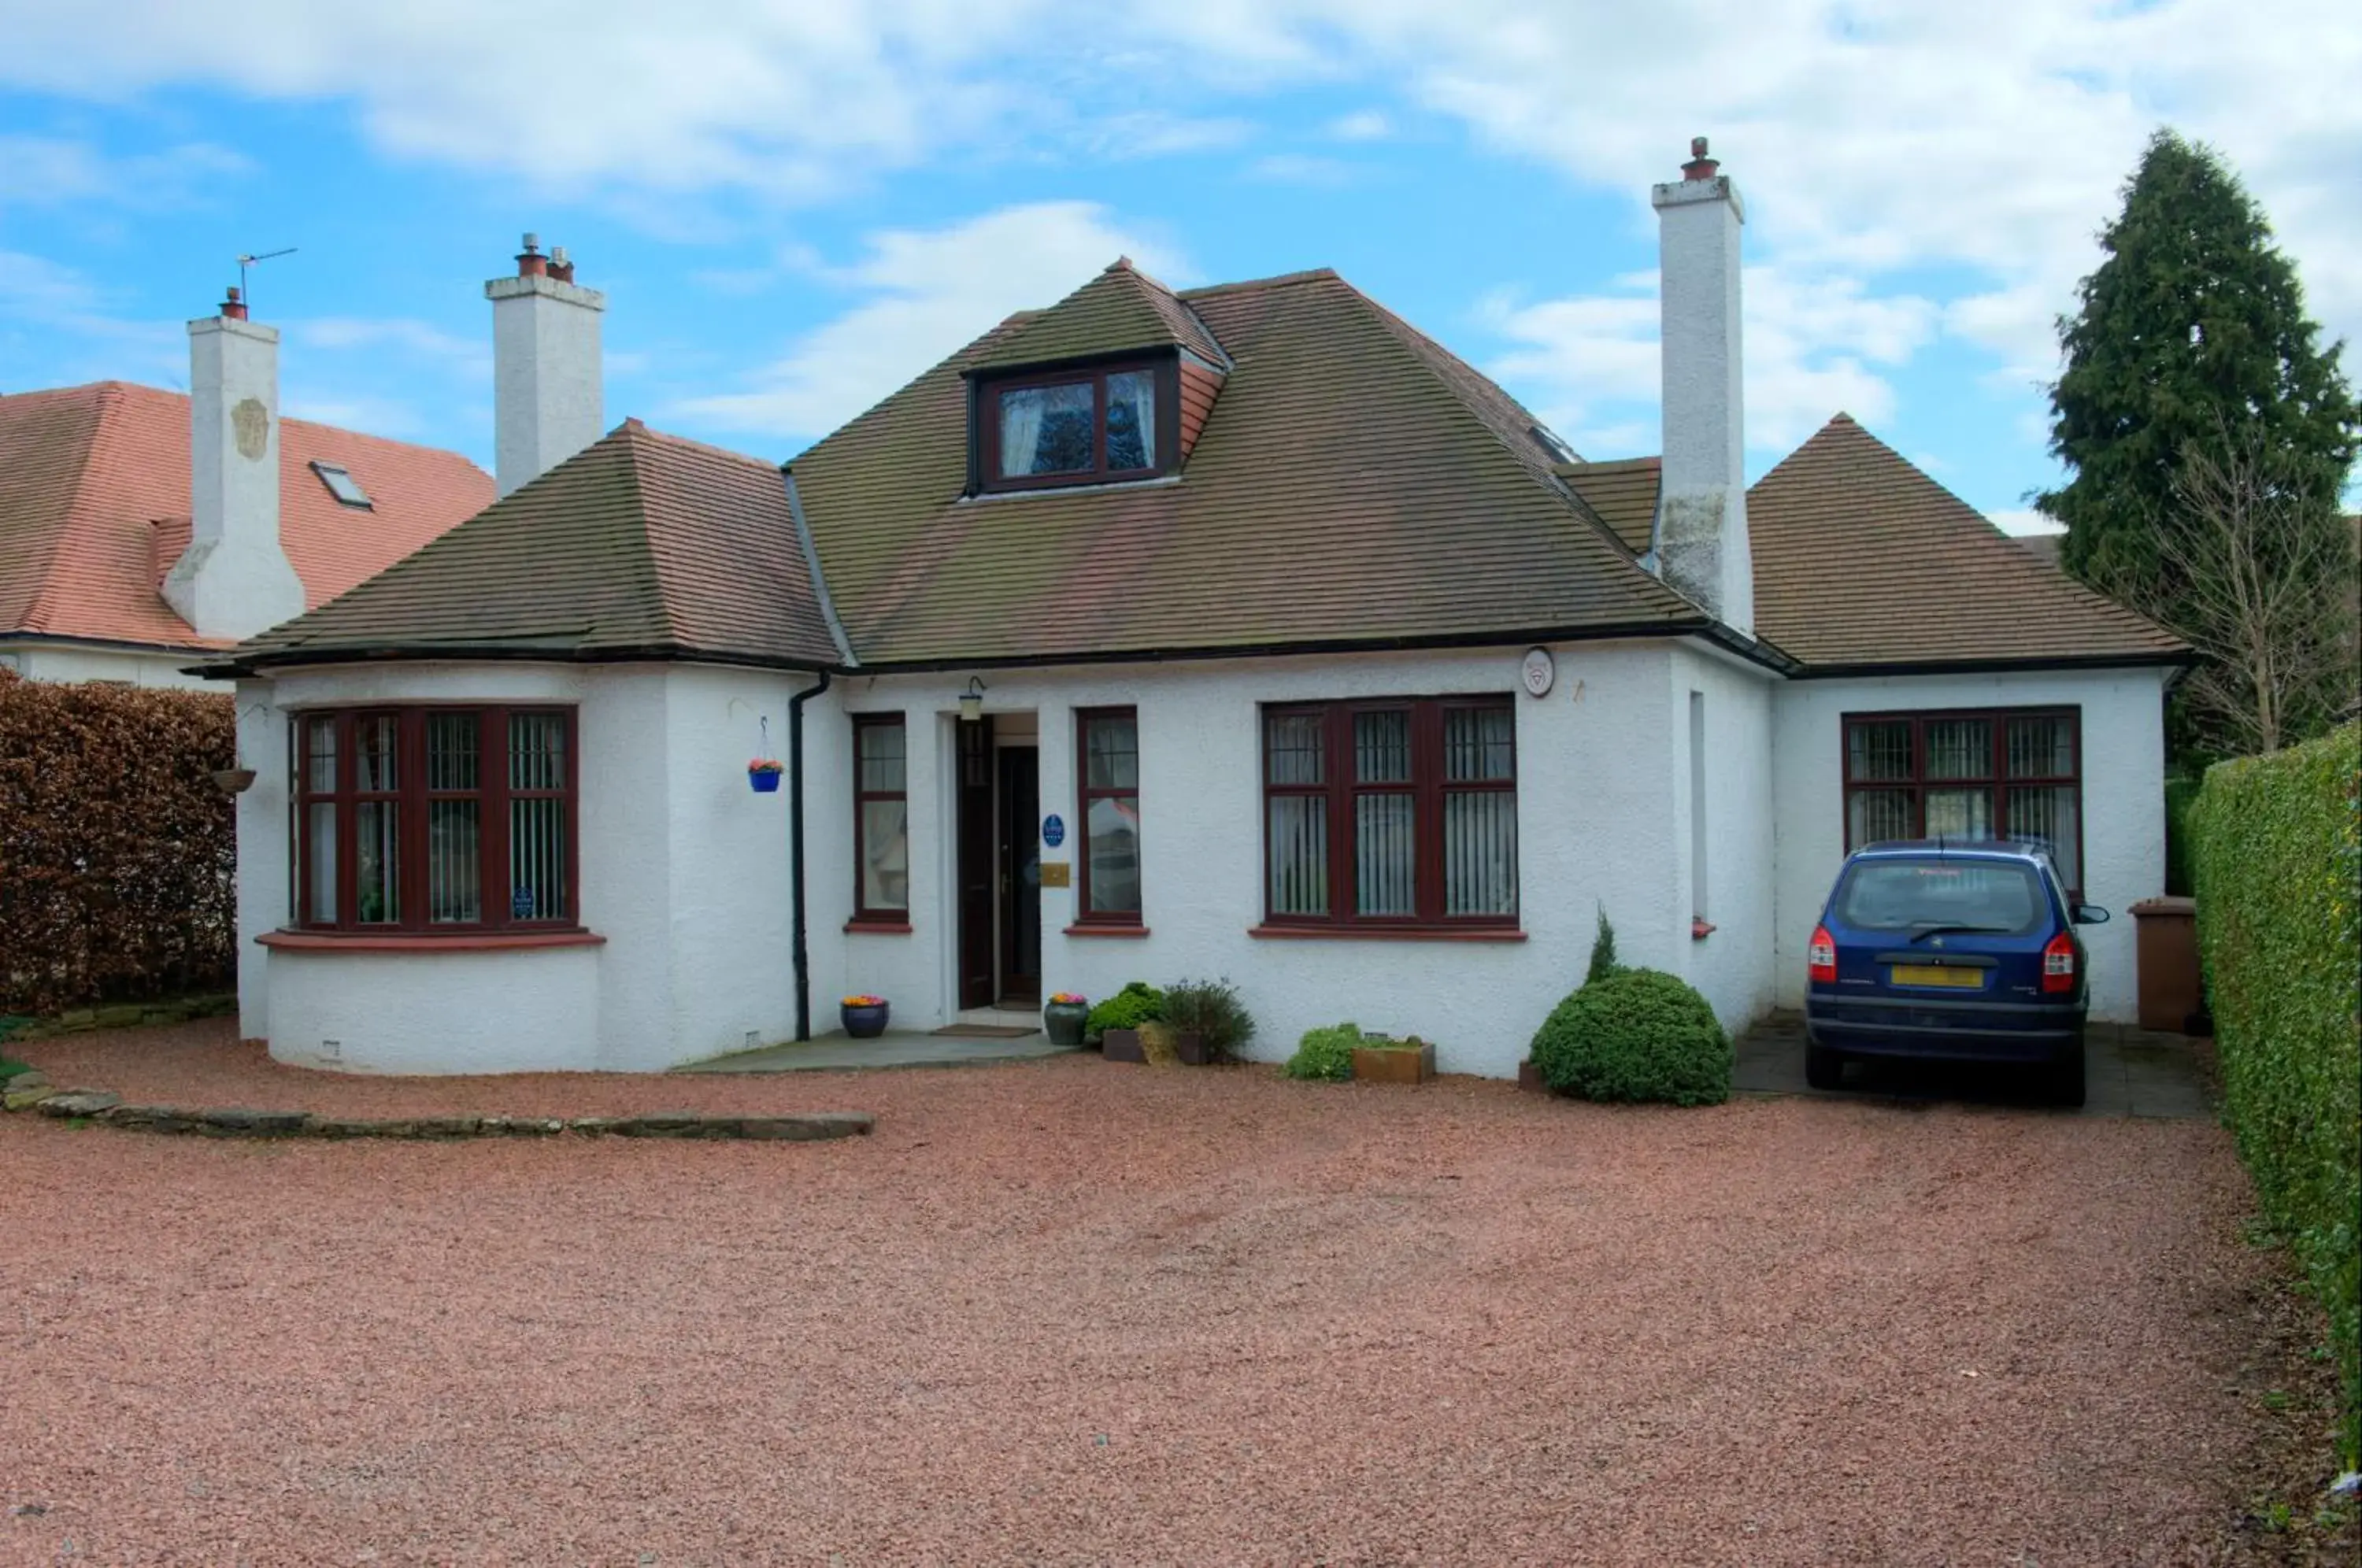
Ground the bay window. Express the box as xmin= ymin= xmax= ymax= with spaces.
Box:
xmin=1261 ymin=697 xmax=1519 ymax=932
xmin=293 ymin=706 xmax=576 ymax=932
xmin=1842 ymin=708 xmax=2084 ymax=891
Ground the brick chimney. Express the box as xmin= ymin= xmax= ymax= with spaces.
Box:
xmin=161 ymin=287 xmax=307 ymax=639
xmin=484 ymin=233 xmax=605 ymax=497
xmin=1650 ymin=136 xmax=1754 ymax=634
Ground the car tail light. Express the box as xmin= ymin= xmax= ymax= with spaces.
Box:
xmin=1809 ymin=924 xmax=1837 ymax=984
xmin=2042 ymin=930 xmax=2078 ymax=993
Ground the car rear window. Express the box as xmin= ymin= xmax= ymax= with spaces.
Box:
xmin=1834 ymin=859 xmax=2047 ymax=934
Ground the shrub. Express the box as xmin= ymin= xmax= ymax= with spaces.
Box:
xmin=1584 ymin=904 xmax=1623 ymax=987
xmin=1529 ymin=968 xmax=1731 ymax=1107
xmin=1283 ymin=1021 xmax=1361 ymax=1082
xmin=1084 ymin=981 xmax=1164 ymax=1041
xmin=0 ymin=671 xmax=235 ymax=1014
xmin=1162 ymin=976 xmax=1257 ymax=1063
xmin=2190 ymin=720 xmax=2360 ymax=1466
xmin=2163 ymin=774 xmax=2203 ymax=897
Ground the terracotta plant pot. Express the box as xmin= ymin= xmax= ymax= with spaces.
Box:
xmin=1352 ymin=1039 xmax=1436 ymax=1085
xmin=1042 ymin=1001 xmax=1088 ymax=1048
xmin=1101 ymin=1027 xmax=1145 ymax=1063
xmin=841 ymin=1001 xmax=889 ymax=1038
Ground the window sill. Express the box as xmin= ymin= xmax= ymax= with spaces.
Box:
xmin=257 ymin=929 xmax=605 ymax=953
xmin=1064 ymin=923 xmax=1150 ymax=939
xmin=1248 ymin=924 xmax=1526 ymax=943
xmin=844 ymin=919 xmax=913 ymax=935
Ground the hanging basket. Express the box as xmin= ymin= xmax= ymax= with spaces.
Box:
xmin=748 ymin=760 xmax=783 ymax=793
xmin=211 ymin=767 xmax=257 ymax=795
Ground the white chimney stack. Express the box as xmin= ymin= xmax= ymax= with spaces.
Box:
xmin=484 ymin=233 xmax=605 ymax=497
xmin=162 ymin=287 xmax=308 ymax=640
xmin=1651 ymin=136 xmax=1753 ymax=635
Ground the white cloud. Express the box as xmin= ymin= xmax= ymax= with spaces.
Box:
xmin=1327 ymin=109 xmax=1390 ymax=141
xmin=671 ymin=201 xmax=1189 ymax=442
xmin=1986 ymin=508 xmax=2064 ymax=537
xmin=0 ymin=135 xmax=250 ymax=207
xmin=1479 ymin=263 xmax=1938 ymax=459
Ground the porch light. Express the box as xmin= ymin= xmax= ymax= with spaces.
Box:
xmin=957 ymin=676 xmax=987 ymax=723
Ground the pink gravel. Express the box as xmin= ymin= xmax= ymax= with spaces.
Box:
xmin=3 ymin=1021 xmax=2282 ymax=1563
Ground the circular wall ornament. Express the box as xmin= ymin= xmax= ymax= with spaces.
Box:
xmin=1520 ymin=646 xmax=1555 ymax=698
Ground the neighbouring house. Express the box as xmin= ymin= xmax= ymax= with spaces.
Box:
xmin=196 ymin=146 xmax=2189 ymax=1076
xmin=0 ymin=294 xmax=493 ymax=689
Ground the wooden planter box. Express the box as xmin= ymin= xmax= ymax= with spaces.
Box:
xmin=1101 ymin=1027 xmax=1146 ymax=1063
xmin=1172 ymin=1030 xmax=1211 ymax=1066
xmin=1352 ymin=1040 xmax=1435 ymax=1085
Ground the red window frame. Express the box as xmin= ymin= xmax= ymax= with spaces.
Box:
xmin=1839 ymin=706 xmax=2086 ymax=894
xmin=1074 ymin=706 xmax=1142 ymax=926
xmin=850 ymin=714 xmax=909 ymax=926
xmin=978 ymin=358 xmax=1175 ymax=492
xmin=289 ymin=704 xmax=580 ymax=934
xmin=1258 ymin=696 xmax=1520 ymax=933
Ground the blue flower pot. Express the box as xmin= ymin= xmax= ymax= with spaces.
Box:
xmin=842 ymin=1002 xmax=890 ymax=1038
xmin=749 ymin=769 xmax=782 ymax=793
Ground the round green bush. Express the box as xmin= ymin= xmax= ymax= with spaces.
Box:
xmin=1529 ymin=968 xmax=1731 ymax=1107
xmin=1283 ymin=1021 xmax=1361 ymax=1082
xmin=1085 ymin=981 xmax=1164 ymax=1041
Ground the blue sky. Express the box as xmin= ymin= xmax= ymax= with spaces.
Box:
xmin=3 ymin=0 xmax=2356 ymax=532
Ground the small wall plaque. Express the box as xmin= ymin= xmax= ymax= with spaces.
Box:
xmin=1038 ymin=861 xmax=1072 ymax=889
xmin=1042 ymin=813 xmax=1066 ymax=848
xmin=1521 ymin=645 xmax=1555 ymax=697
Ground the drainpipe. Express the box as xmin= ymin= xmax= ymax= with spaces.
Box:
xmin=788 ymin=668 xmax=831 ymax=1041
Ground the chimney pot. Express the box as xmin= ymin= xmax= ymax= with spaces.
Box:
xmin=1680 ymin=135 xmax=1720 ymax=183
xmin=486 ymin=239 xmax=605 ymax=496
xmin=221 ymin=285 xmax=247 ymax=321
xmin=550 ymin=245 xmax=574 ymax=283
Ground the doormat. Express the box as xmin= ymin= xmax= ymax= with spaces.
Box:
xmin=930 ymin=1025 xmax=1040 ymax=1039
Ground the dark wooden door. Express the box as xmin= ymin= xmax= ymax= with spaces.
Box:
xmin=956 ymin=722 xmax=996 ymax=1010
xmin=998 ymin=746 xmax=1040 ymax=1004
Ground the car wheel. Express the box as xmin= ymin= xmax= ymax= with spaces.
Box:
xmin=2049 ymin=1044 xmax=2086 ymax=1108
xmin=1805 ymin=1042 xmax=1844 ymax=1091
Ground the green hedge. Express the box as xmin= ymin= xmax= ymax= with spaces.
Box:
xmin=2163 ymin=774 xmax=2202 ymax=897
xmin=2190 ymin=720 xmax=2361 ymax=1466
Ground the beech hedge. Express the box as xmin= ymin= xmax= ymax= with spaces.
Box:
xmin=0 ymin=671 xmax=236 ymax=1013
xmin=2189 ymin=720 xmax=2361 ymax=1466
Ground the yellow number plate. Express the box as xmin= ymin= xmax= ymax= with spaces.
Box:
xmin=1890 ymin=964 xmax=1983 ymax=988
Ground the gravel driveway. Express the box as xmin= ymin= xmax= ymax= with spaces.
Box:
xmin=2 ymin=1030 xmax=2288 ymax=1564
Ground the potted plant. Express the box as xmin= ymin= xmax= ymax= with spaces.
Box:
xmin=1161 ymin=977 xmax=1256 ymax=1066
xmin=1086 ymin=981 xmax=1164 ymax=1063
xmin=748 ymin=757 xmax=784 ymax=793
xmin=1350 ymin=1032 xmax=1437 ymax=1085
xmin=1042 ymin=992 xmax=1090 ymax=1047
xmin=840 ymin=993 xmax=890 ymax=1037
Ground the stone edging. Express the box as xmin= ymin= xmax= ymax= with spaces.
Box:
xmin=2 ymin=993 xmax=238 ymax=1042
xmin=0 ymin=1076 xmax=872 ymax=1142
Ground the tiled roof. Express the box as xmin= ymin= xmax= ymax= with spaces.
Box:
xmin=2012 ymin=532 xmax=2064 ymax=569
xmin=0 ymin=381 xmax=491 ymax=650
xmin=972 ymin=260 xmax=1231 ymax=372
xmin=1748 ymin=415 xmax=2187 ymax=671
xmin=223 ymin=420 xmax=839 ymax=671
xmin=1558 ymin=457 xmax=1661 ymax=555
xmin=790 ymin=268 xmax=1702 ymax=667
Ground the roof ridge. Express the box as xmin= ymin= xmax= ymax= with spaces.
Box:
xmin=613 ymin=417 xmax=775 ymax=471
xmin=1176 ymin=268 xmax=1340 ymax=300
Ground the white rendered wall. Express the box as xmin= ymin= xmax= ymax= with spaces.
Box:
xmin=231 ymin=679 xmax=289 ymax=1042
xmin=1769 ymin=668 xmax=2170 ymax=1023
xmin=2 ymin=642 xmax=217 ymax=689
xmin=804 ymin=644 xmax=1704 ymax=1080
xmin=1670 ymin=642 xmax=1779 ymax=1032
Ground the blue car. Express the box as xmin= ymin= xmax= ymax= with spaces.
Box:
xmin=1804 ymin=841 xmax=2110 ymax=1106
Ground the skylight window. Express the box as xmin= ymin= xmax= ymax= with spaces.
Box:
xmin=311 ymin=461 xmax=372 ymax=508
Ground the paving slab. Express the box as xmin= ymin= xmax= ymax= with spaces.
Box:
xmin=1734 ymin=1011 xmax=2212 ymax=1119
xmin=676 ymin=1031 xmax=1077 ymax=1074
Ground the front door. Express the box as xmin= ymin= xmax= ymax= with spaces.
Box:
xmin=956 ymin=722 xmax=996 ymax=1009
xmin=997 ymin=746 xmax=1041 ymax=1004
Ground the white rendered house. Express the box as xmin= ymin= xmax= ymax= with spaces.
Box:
xmin=200 ymin=144 xmax=2187 ymax=1075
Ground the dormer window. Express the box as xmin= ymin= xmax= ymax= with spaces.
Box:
xmin=976 ymin=357 xmax=1178 ymax=492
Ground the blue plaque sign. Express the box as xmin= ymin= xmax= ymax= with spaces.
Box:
xmin=512 ymin=886 xmax=538 ymax=919
xmin=1042 ymin=813 xmax=1066 ymax=848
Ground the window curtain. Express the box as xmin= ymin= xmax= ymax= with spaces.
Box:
xmin=999 ymin=391 xmax=1044 ymax=479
